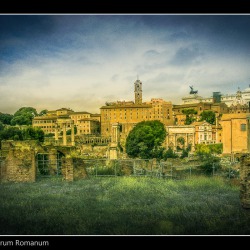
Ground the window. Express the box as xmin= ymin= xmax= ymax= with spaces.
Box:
xmin=241 ymin=124 xmax=247 ymax=131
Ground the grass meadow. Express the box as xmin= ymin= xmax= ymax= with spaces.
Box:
xmin=0 ymin=176 xmax=250 ymax=235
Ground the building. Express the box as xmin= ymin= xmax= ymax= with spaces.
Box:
xmin=173 ymin=102 xmax=228 ymax=126
xmin=33 ymin=108 xmax=100 ymax=136
xmin=193 ymin=121 xmax=216 ymax=145
xmin=182 ymin=85 xmax=250 ymax=107
xmin=100 ymin=79 xmax=174 ymax=145
xmin=219 ymin=113 xmax=250 ymax=156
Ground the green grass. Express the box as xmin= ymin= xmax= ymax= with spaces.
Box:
xmin=0 ymin=176 xmax=249 ymax=235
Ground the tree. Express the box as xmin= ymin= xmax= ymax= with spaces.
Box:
xmin=0 ymin=126 xmax=44 ymax=143
xmin=22 ymin=127 xmax=44 ymax=142
xmin=195 ymin=144 xmax=221 ymax=174
xmin=11 ymin=107 xmax=38 ymax=126
xmin=38 ymin=109 xmax=48 ymax=116
xmin=182 ymin=108 xmax=197 ymax=125
xmin=0 ymin=127 xmax=23 ymax=141
xmin=125 ymin=120 xmax=167 ymax=159
xmin=0 ymin=121 xmax=4 ymax=131
xmin=199 ymin=110 xmax=216 ymax=125
xmin=0 ymin=113 xmax=14 ymax=125
xmin=163 ymin=147 xmax=178 ymax=160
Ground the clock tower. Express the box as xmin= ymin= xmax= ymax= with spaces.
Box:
xmin=134 ymin=78 xmax=142 ymax=104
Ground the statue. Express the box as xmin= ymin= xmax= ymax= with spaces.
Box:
xmin=189 ymin=85 xmax=198 ymax=94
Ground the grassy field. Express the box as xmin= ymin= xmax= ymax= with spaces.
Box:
xmin=0 ymin=176 xmax=249 ymax=235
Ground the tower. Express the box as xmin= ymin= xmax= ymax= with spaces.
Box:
xmin=134 ymin=79 xmax=142 ymax=104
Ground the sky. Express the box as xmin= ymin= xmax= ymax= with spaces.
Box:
xmin=1 ymin=14 xmax=250 ymax=114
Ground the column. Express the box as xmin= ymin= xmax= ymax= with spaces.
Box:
xmin=55 ymin=124 xmax=58 ymax=141
xmin=63 ymin=123 xmax=67 ymax=146
xmin=71 ymin=122 xmax=75 ymax=146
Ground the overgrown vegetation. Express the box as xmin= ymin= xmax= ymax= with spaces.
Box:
xmin=195 ymin=144 xmax=222 ymax=174
xmin=0 ymin=177 xmax=249 ymax=235
xmin=182 ymin=108 xmax=197 ymax=125
xmin=199 ymin=110 xmax=216 ymax=125
xmin=0 ymin=126 xmax=44 ymax=143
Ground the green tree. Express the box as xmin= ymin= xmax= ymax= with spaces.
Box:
xmin=199 ymin=110 xmax=216 ymax=125
xmin=0 ymin=127 xmax=23 ymax=141
xmin=22 ymin=127 xmax=44 ymax=142
xmin=0 ymin=121 xmax=4 ymax=131
xmin=125 ymin=120 xmax=167 ymax=159
xmin=11 ymin=107 xmax=38 ymax=126
xmin=0 ymin=126 xmax=44 ymax=143
xmin=38 ymin=109 xmax=48 ymax=116
xmin=163 ymin=147 xmax=178 ymax=160
xmin=182 ymin=108 xmax=197 ymax=125
xmin=0 ymin=113 xmax=14 ymax=125
xmin=195 ymin=144 xmax=221 ymax=173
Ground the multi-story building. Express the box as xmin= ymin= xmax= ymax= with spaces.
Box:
xmin=100 ymin=79 xmax=174 ymax=144
xmin=173 ymin=102 xmax=228 ymax=126
xmin=33 ymin=108 xmax=100 ymax=136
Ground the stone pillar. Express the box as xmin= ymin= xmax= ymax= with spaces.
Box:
xmin=62 ymin=157 xmax=74 ymax=181
xmin=48 ymin=149 xmax=58 ymax=175
xmin=111 ymin=123 xmax=120 ymax=144
xmin=71 ymin=122 xmax=75 ymax=146
xmin=109 ymin=123 xmax=120 ymax=160
xmin=63 ymin=123 xmax=67 ymax=146
xmin=31 ymin=150 xmax=36 ymax=182
xmin=55 ymin=124 xmax=59 ymax=142
xmin=240 ymin=154 xmax=250 ymax=209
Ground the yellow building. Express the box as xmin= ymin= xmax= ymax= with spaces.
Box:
xmin=173 ymin=102 xmax=228 ymax=125
xmin=219 ymin=113 xmax=250 ymax=155
xmin=33 ymin=108 xmax=100 ymax=136
xmin=100 ymin=79 xmax=174 ymax=144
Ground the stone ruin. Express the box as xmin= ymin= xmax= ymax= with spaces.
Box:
xmin=240 ymin=154 xmax=250 ymax=209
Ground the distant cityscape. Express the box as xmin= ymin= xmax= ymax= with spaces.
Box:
xmin=31 ymin=79 xmax=250 ymax=158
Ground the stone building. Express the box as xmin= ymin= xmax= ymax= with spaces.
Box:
xmin=100 ymin=79 xmax=174 ymax=145
xmin=173 ymin=102 xmax=228 ymax=126
xmin=228 ymin=88 xmax=250 ymax=114
xmin=219 ymin=113 xmax=250 ymax=156
xmin=165 ymin=125 xmax=196 ymax=152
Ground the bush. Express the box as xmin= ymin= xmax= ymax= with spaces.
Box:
xmin=163 ymin=148 xmax=178 ymax=160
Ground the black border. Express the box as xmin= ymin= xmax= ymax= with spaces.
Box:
xmin=1 ymin=1 xmax=250 ymax=14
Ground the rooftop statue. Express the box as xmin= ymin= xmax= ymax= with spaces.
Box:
xmin=189 ymin=85 xmax=198 ymax=94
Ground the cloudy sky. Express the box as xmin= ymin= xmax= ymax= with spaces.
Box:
xmin=1 ymin=14 xmax=250 ymax=114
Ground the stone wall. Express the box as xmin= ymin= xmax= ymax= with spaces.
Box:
xmin=62 ymin=157 xmax=88 ymax=181
xmin=240 ymin=154 xmax=250 ymax=209
xmin=80 ymin=145 xmax=109 ymax=158
xmin=1 ymin=148 xmax=36 ymax=183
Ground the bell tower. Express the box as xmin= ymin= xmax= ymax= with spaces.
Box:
xmin=134 ymin=78 xmax=142 ymax=104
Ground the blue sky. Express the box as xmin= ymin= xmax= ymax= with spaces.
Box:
xmin=1 ymin=14 xmax=250 ymax=114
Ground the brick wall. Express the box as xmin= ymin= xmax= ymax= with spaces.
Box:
xmin=1 ymin=148 xmax=36 ymax=182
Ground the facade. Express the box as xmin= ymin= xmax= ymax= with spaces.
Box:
xmin=33 ymin=108 xmax=100 ymax=136
xmin=165 ymin=125 xmax=196 ymax=152
xmin=100 ymin=79 xmax=174 ymax=144
xmin=193 ymin=121 xmax=216 ymax=145
xmin=219 ymin=113 xmax=250 ymax=155
xmin=173 ymin=102 xmax=228 ymax=126
xmin=182 ymin=86 xmax=250 ymax=107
